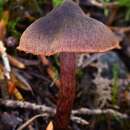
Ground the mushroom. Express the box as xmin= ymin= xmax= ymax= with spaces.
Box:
xmin=18 ymin=0 xmax=120 ymax=129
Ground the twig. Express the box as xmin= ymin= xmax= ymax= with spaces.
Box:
xmin=107 ymin=7 xmax=119 ymax=25
xmin=0 ymin=99 xmax=128 ymax=120
xmin=78 ymin=53 xmax=105 ymax=68
xmin=94 ymin=1 xmax=118 ymax=8
xmin=17 ymin=114 xmax=48 ymax=130
xmin=83 ymin=0 xmax=118 ymax=9
xmin=0 ymin=99 xmax=55 ymax=114
xmin=110 ymin=26 xmax=130 ymax=33
xmin=72 ymin=108 xmax=128 ymax=119
xmin=71 ymin=116 xmax=89 ymax=125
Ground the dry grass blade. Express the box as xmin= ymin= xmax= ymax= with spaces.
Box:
xmin=40 ymin=56 xmax=60 ymax=88
xmin=0 ymin=41 xmax=11 ymax=79
xmin=8 ymin=54 xmax=26 ymax=69
xmin=11 ymin=69 xmax=33 ymax=92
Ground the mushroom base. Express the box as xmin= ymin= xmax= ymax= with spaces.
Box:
xmin=54 ymin=52 xmax=76 ymax=130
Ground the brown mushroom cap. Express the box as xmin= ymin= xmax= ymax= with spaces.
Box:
xmin=18 ymin=0 xmax=120 ymax=56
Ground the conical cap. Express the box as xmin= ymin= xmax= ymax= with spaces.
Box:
xmin=18 ymin=0 xmax=120 ymax=56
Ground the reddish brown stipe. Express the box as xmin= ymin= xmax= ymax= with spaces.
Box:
xmin=54 ymin=52 xmax=76 ymax=130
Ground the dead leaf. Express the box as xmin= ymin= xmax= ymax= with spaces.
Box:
xmin=46 ymin=121 xmax=54 ymax=130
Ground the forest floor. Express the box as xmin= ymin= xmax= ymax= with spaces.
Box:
xmin=0 ymin=0 xmax=130 ymax=130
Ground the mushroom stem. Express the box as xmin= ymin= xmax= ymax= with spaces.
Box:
xmin=54 ymin=52 xmax=76 ymax=130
